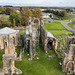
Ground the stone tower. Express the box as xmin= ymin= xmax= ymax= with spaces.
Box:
xmin=2 ymin=37 xmax=22 ymax=75
xmin=62 ymin=37 xmax=75 ymax=74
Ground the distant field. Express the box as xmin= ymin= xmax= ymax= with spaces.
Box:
xmin=59 ymin=19 xmax=70 ymax=22
xmin=68 ymin=23 xmax=74 ymax=29
xmin=48 ymin=30 xmax=71 ymax=35
xmin=0 ymin=15 xmax=9 ymax=20
xmin=44 ymin=22 xmax=66 ymax=30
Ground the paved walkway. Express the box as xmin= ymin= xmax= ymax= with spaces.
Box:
xmin=54 ymin=20 xmax=75 ymax=34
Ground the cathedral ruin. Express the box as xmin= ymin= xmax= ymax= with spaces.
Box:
xmin=21 ymin=17 xmax=57 ymax=60
xmin=0 ymin=17 xmax=58 ymax=74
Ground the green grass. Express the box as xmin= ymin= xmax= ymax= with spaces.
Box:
xmin=1 ymin=15 xmax=9 ymax=19
xmin=59 ymin=19 xmax=70 ymax=22
xmin=0 ymin=50 xmax=4 ymax=68
xmin=19 ymin=29 xmax=26 ymax=35
xmin=68 ymin=23 xmax=74 ymax=29
xmin=15 ymin=46 xmax=21 ymax=57
xmin=70 ymin=14 xmax=75 ymax=17
xmin=48 ymin=30 xmax=71 ymax=35
xmin=15 ymin=46 xmax=69 ymax=75
xmin=44 ymin=22 xmax=66 ymax=30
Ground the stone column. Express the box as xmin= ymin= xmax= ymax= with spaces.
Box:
xmin=29 ymin=34 xmax=32 ymax=60
xmin=44 ymin=30 xmax=47 ymax=54
xmin=3 ymin=54 xmax=15 ymax=74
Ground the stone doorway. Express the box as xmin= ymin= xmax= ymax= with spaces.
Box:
xmin=66 ymin=62 xmax=74 ymax=74
xmin=47 ymin=40 xmax=53 ymax=50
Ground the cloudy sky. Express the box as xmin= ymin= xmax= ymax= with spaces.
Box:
xmin=0 ymin=0 xmax=75 ymax=7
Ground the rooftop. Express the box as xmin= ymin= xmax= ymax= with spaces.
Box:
xmin=47 ymin=32 xmax=55 ymax=38
xmin=0 ymin=27 xmax=19 ymax=35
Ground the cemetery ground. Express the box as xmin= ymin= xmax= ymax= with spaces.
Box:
xmin=0 ymin=21 xmax=72 ymax=75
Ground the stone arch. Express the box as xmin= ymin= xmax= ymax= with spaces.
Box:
xmin=47 ymin=38 xmax=54 ymax=50
xmin=32 ymin=17 xmax=40 ymax=26
xmin=66 ymin=61 xmax=74 ymax=74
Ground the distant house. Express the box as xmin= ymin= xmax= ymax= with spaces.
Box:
xmin=42 ymin=12 xmax=53 ymax=23
xmin=0 ymin=27 xmax=20 ymax=49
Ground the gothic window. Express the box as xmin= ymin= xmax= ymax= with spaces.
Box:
xmin=13 ymin=37 xmax=15 ymax=45
xmin=4 ymin=42 xmax=7 ymax=49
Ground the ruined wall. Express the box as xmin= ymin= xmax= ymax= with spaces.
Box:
xmin=3 ymin=54 xmax=15 ymax=74
xmin=67 ymin=36 xmax=75 ymax=51
xmin=1 ymin=36 xmax=22 ymax=75
xmin=40 ymin=18 xmax=57 ymax=53
xmin=0 ymin=31 xmax=20 ymax=50
xmin=40 ymin=25 xmax=48 ymax=53
xmin=62 ymin=44 xmax=75 ymax=74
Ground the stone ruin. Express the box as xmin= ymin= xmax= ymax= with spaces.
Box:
xmin=0 ymin=16 xmax=58 ymax=74
xmin=66 ymin=36 xmax=75 ymax=51
xmin=0 ymin=36 xmax=22 ymax=75
xmin=62 ymin=36 xmax=75 ymax=74
xmin=21 ymin=17 xmax=40 ymax=60
xmin=40 ymin=25 xmax=57 ymax=54
xmin=21 ymin=17 xmax=57 ymax=60
xmin=0 ymin=27 xmax=20 ymax=50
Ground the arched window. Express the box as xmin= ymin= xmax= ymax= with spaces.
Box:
xmin=13 ymin=37 xmax=15 ymax=45
xmin=33 ymin=18 xmax=40 ymax=26
xmin=4 ymin=42 xmax=7 ymax=49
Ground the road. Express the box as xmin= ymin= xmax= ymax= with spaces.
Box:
xmin=54 ymin=20 xmax=75 ymax=34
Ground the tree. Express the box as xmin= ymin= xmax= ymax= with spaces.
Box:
xmin=0 ymin=7 xmax=5 ymax=14
xmin=0 ymin=17 xmax=11 ymax=28
xmin=5 ymin=8 xmax=11 ymax=15
xmin=13 ymin=18 xmax=16 ymax=26
xmin=33 ymin=8 xmax=43 ymax=18
xmin=9 ymin=10 xmax=20 ymax=26
xmin=20 ymin=7 xmax=32 ymax=25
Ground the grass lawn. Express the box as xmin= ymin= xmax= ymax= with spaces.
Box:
xmin=48 ymin=30 xmax=71 ymax=35
xmin=15 ymin=46 xmax=69 ymax=75
xmin=68 ymin=23 xmax=74 ymax=29
xmin=19 ymin=29 xmax=26 ymax=35
xmin=44 ymin=22 xmax=66 ymax=30
xmin=1 ymin=15 xmax=9 ymax=20
xmin=0 ymin=50 xmax=4 ymax=68
xmin=59 ymin=19 xmax=70 ymax=22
